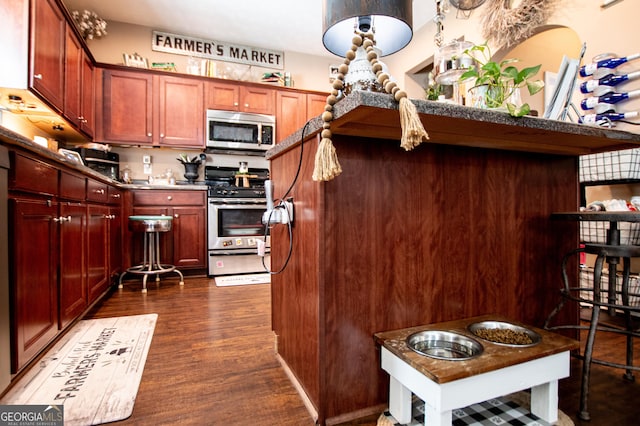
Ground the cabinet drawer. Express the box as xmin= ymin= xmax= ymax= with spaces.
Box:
xmin=133 ymin=190 xmax=205 ymax=206
xmin=107 ymin=185 xmax=122 ymax=205
xmin=10 ymin=152 xmax=58 ymax=196
xmin=87 ymin=179 xmax=108 ymax=203
xmin=60 ymin=171 xmax=86 ymax=201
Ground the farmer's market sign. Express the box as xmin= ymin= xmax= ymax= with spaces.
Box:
xmin=152 ymin=31 xmax=284 ymax=69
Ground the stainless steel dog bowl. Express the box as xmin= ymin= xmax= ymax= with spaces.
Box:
xmin=406 ymin=330 xmax=484 ymax=360
xmin=468 ymin=321 xmax=541 ymax=347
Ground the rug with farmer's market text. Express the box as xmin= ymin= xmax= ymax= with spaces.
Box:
xmin=0 ymin=314 xmax=157 ymax=425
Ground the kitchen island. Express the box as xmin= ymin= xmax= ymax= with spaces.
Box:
xmin=265 ymin=92 xmax=640 ymax=425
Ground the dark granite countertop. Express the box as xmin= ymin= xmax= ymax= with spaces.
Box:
xmin=267 ymin=91 xmax=640 ymax=159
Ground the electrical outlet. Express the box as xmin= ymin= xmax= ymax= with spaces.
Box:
xmin=143 ymin=163 xmax=152 ymax=175
xmin=281 ymin=199 xmax=294 ymax=225
xmin=142 ymin=155 xmax=151 ymax=164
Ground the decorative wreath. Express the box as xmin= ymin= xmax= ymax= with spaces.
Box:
xmin=481 ymin=0 xmax=557 ymax=49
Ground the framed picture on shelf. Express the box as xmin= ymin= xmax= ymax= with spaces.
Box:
xmin=123 ymin=53 xmax=149 ymax=68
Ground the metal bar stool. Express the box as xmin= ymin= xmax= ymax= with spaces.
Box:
xmin=118 ymin=215 xmax=184 ymax=293
xmin=544 ymin=243 xmax=640 ymax=421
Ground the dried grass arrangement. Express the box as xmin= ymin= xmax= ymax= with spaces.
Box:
xmin=481 ymin=0 xmax=557 ymax=49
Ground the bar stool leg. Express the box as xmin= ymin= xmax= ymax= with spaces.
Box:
xmin=579 ymin=252 xmax=606 ymax=421
xmin=155 ymin=232 xmax=161 ymax=282
xmin=621 ymin=257 xmax=636 ymax=382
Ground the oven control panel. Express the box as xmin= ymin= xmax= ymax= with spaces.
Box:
xmin=221 ymin=238 xmax=260 ymax=248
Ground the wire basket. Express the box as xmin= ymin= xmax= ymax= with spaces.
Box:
xmin=580 ymin=221 xmax=640 ymax=245
xmin=579 ymin=266 xmax=640 ymax=308
xmin=579 ymin=148 xmax=640 ymax=182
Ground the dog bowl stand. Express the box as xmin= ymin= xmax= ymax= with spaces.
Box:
xmin=374 ymin=315 xmax=579 ymax=426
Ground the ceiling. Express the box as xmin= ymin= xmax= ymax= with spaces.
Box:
xmin=62 ymin=0 xmax=439 ymax=58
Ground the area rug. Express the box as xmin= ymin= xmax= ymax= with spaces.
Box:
xmin=215 ymin=273 xmax=271 ymax=286
xmin=0 ymin=314 xmax=157 ymax=426
xmin=377 ymin=391 xmax=574 ymax=426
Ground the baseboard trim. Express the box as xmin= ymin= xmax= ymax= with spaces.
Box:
xmin=275 ymin=353 xmax=319 ymax=422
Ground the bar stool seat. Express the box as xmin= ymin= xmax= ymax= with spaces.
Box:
xmin=118 ymin=215 xmax=184 ymax=293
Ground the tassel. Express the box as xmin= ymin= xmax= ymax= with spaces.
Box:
xmin=398 ymin=97 xmax=429 ymax=151
xmin=312 ymin=137 xmax=342 ymax=181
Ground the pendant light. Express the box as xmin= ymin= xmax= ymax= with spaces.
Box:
xmin=322 ymin=0 xmax=413 ymax=57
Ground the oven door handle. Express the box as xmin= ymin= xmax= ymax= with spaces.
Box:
xmin=210 ymin=249 xmax=270 ymax=256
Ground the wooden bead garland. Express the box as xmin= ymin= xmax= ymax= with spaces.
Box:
xmin=312 ymin=32 xmax=430 ymax=182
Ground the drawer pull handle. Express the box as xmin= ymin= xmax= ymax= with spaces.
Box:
xmin=53 ymin=216 xmax=71 ymax=223
xmin=95 ymin=189 xmax=105 ymax=194
xmin=33 ymin=73 xmax=42 ymax=80
xmin=111 ymin=193 xmax=121 ymax=199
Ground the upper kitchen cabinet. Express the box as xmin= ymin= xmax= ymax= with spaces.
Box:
xmin=275 ymin=91 xmax=327 ymax=142
xmin=205 ymin=80 xmax=274 ymax=115
xmin=64 ymin=26 xmax=95 ymax=138
xmin=30 ymin=0 xmax=66 ymax=112
xmin=100 ymin=68 xmax=204 ymax=148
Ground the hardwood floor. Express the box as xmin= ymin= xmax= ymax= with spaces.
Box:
xmin=85 ymin=277 xmax=640 ymax=425
xmin=85 ymin=277 xmax=312 ymax=425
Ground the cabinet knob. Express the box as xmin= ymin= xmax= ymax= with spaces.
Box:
xmin=160 ymin=133 xmax=165 ymax=138
xmin=33 ymin=73 xmax=42 ymax=80
xmin=111 ymin=193 xmax=121 ymax=199
xmin=244 ymin=103 xmax=249 ymax=108
xmin=174 ymin=213 xmax=179 ymax=219
xmin=147 ymin=132 xmax=152 ymax=137
xmin=167 ymin=196 xmax=172 ymax=201
xmin=95 ymin=188 xmax=105 ymax=194
xmin=234 ymin=102 xmax=239 ymax=107
xmin=53 ymin=216 xmax=71 ymax=223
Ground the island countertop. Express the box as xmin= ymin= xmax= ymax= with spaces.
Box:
xmin=267 ymin=91 xmax=640 ymax=159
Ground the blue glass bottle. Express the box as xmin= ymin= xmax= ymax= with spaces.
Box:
xmin=580 ymin=71 xmax=640 ymax=94
xmin=581 ymin=111 xmax=639 ymax=125
xmin=579 ymin=53 xmax=640 ymax=77
xmin=581 ymin=89 xmax=640 ymax=110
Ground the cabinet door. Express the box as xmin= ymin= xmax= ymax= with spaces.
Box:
xmin=158 ymin=76 xmax=204 ymax=147
xmin=64 ymin=26 xmax=82 ymax=128
xmin=108 ymin=206 xmax=122 ymax=278
xmin=59 ymin=202 xmax=87 ymax=329
xmin=276 ymin=91 xmax=306 ymax=143
xmin=205 ymin=81 xmax=240 ymax=110
xmin=9 ymin=198 xmax=59 ymax=372
xmin=80 ymin=54 xmax=95 ymax=137
xmin=307 ymin=93 xmax=327 ymax=119
xmin=30 ymin=0 xmax=65 ymax=111
xmin=172 ymin=205 xmax=206 ymax=268
xmin=87 ymin=204 xmax=109 ymax=303
xmin=102 ymin=69 xmax=154 ymax=144
xmin=241 ymin=86 xmax=275 ymax=114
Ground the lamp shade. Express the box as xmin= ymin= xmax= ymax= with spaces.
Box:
xmin=322 ymin=0 xmax=413 ymax=57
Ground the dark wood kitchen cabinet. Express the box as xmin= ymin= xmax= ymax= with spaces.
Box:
xmin=275 ymin=91 xmax=326 ymax=142
xmin=100 ymin=69 xmax=204 ymax=148
xmin=58 ymin=170 xmax=87 ymax=329
xmin=64 ymin=25 xmax=95 ymax=138
xmin=127 ymin=190 xmax=206 ymax=270
xmin=7 ymin=150 xmax=122 ymax=373
xmin=205 ymin=80 xmax=274 ymax=115
xmin=30 ymin=0 xmax=66 ymax=111
xmin=9 ymin=197 xmax=59 ymax=373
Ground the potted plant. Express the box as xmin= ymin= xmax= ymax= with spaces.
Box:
xmin=459 ymin=42 xmax=545 ymax=117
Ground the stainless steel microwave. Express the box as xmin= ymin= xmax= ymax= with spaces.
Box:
xmin=206 ymin=110 xmax=275 ymax=151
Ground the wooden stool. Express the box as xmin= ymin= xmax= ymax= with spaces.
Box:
xmin=118 ymin=215 xmax=184 ymax=293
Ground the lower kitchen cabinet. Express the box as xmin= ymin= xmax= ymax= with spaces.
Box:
xmin=59 ymin=201 xmax=87 ymax=329
xmin=87 ymin=204 xmax=109 ymax=303
xmin=128 ymin=190 xmax=207 ymax=270
xmin=9 ymin=197 xmax=59 ymax=372
xmin=7 ymin=151 xmax=123 ymax=373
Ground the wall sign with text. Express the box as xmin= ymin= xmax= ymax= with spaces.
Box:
xmin=151 ymin=31 xmax=284 ymax=70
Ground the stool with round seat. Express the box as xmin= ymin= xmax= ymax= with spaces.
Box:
xmin=118 ymin=215 xmax=184 ymax=293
